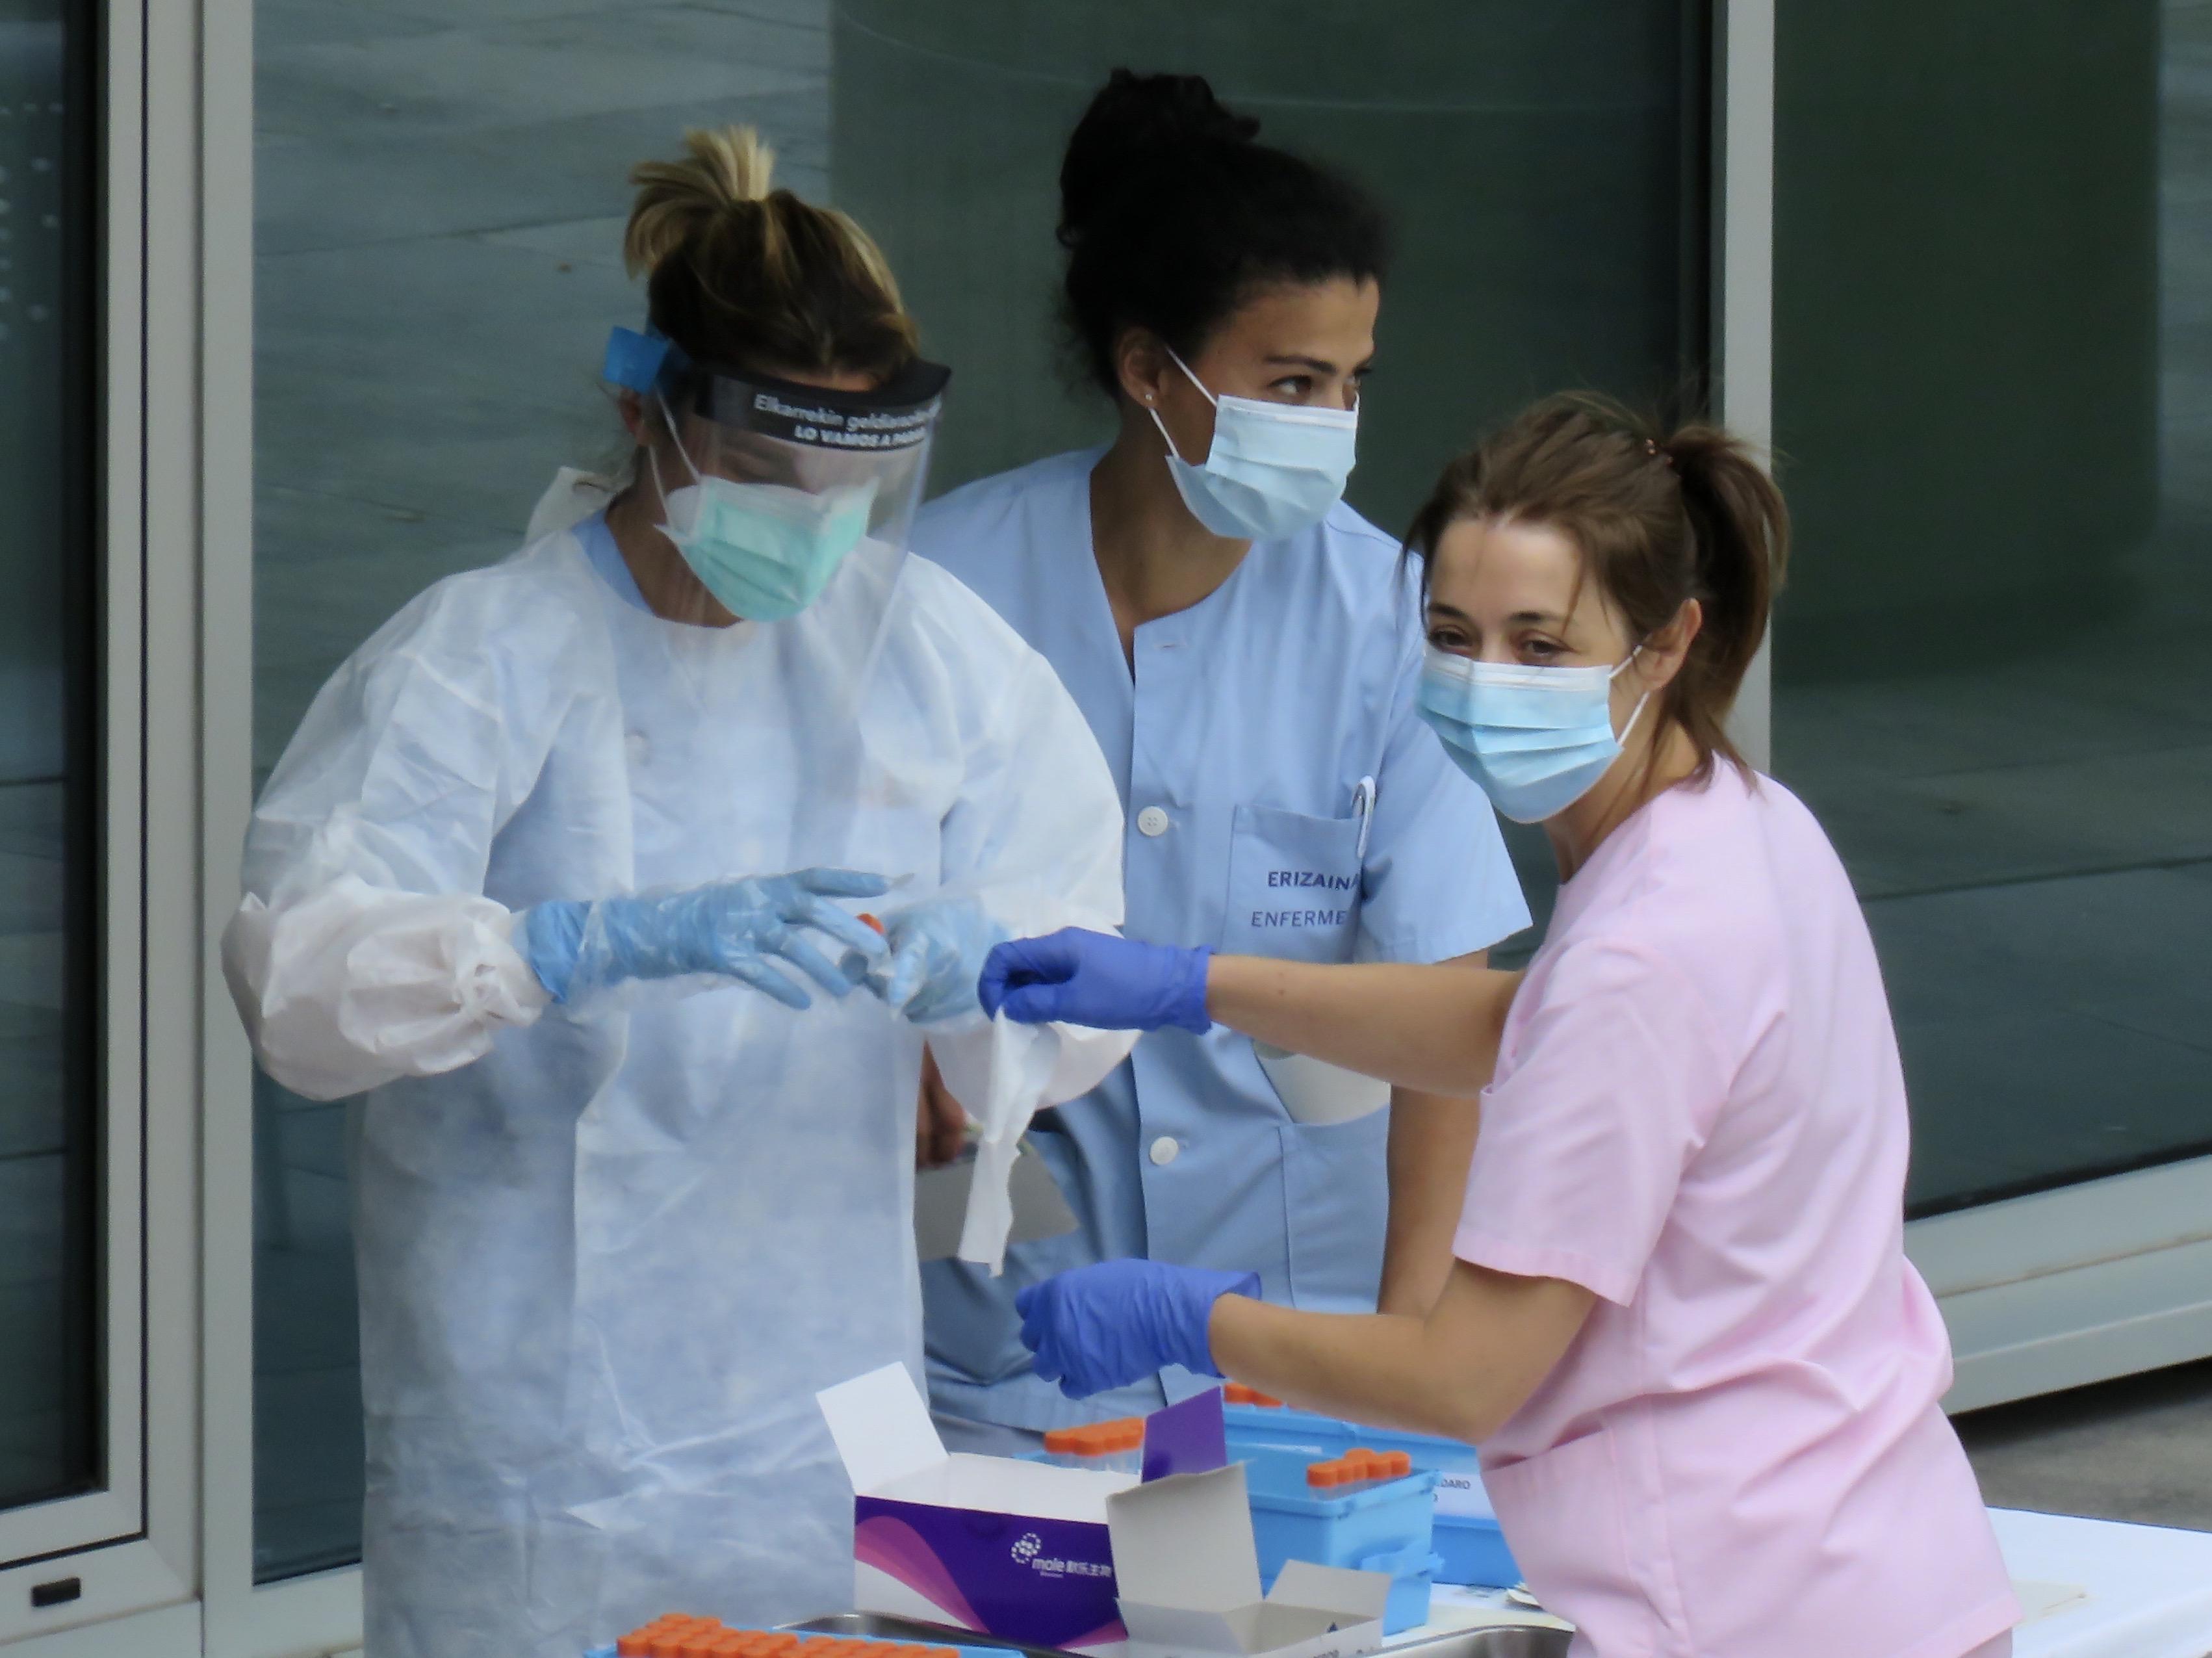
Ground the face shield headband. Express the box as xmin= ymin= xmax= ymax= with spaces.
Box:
xmin=602 ymin=325 xmax=951 ymax=455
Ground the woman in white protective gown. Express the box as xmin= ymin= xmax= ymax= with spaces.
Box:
xmin=222 ymin=126 xmax=1132 ymax=1658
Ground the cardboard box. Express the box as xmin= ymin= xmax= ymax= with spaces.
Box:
xmin=819 ymin=1371 xmax=1391 ymax=1658
xmin=1107 ymin=1463 xmax=1390 ymax=1658
xmin=818 ymin=1364 xmax=1136 ymax=1654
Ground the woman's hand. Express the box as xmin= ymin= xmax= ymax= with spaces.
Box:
xmin=914 ymin=1046 xmax=970 ymax=1169
xmin=522 ymin=868 xmax=891 ymax=1006
xmin=980 ymin=927 xmax=1213 ymax=1033
xmin=849 ymin=898 xmax=1007 ymax=1025
xmin=984 ymin=927 xmax=1523 ymax=1096
xmin=1015 ymin=1259 xmax=1260 ymax=1398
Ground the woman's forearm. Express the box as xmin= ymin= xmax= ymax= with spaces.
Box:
xmin=1205 ymin=955 xmax=1520 ymax=1096
xmin=1208 ymin=1263 xmax=1596 ymax=1446
xmin=1211 ymin=1301 xmax=1478 ymax=1441
xmin=1379 ymin=1085 xmax=1482 ymax=1314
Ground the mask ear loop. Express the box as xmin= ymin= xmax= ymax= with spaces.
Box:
xmin=1146 ymin=347 xmax=1218 ymax=467
xmin=1164 ymin=347 xmax=1220 ymax=409
xmin=642 ymin=393 xmax=712 ymax=535
xmin=1609 ymin=642 xmax=1651 ymax=744
xmin=654 ymin=394 xmax=708 ymax=487
xmin=1616 ymin=690 xmax=1653 ymax=745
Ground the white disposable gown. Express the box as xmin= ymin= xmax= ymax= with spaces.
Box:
xmin=223 ymin=474 xmax=1132 ymax=1657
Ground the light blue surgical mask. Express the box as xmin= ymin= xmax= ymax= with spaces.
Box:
xmin=1150 ymin=349 xmax=1358 ymax=541
xmin=1417 ymin=643 xmax=1651 ymax=823
xmin=650 ymin=413 xmax=877 ymax=622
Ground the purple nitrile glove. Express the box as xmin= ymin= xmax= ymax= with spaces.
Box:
xmin=979 ymin=927 xmax=1212 ymax=1033
xmin=1014 ymin=1259 xmax=1261 ymax=1399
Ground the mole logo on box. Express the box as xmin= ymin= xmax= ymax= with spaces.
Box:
xmin=1013 ymin=1532 xmax=1111 ymax=1580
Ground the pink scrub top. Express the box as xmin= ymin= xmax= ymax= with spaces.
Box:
xmin=1454 ymin=766 xmax=2019 ymax=1658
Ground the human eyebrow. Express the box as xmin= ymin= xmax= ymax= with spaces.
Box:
xmin=1263 ymin=354 xmax=1339 ymax=374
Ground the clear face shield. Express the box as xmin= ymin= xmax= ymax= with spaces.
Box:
xmin=604 ymin=326 xmax=950 ymax=624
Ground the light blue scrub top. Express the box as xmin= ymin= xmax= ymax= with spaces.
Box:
xmin=914 ymin=449 xmax=1531 ymax=1432
xmin=574 ymin=510 xmax=650 ymax=611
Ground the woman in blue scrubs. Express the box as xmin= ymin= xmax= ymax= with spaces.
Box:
xmin=914 ymin=70 xmax=1528 ymax=1447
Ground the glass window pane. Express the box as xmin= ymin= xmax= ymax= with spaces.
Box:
xmin=0 ymin=0 xmax=101 ymax=1517
xmin=1773 ymin=1 xmax=2211 ymax=1216
xmin=249 ymin=0 xmax=1708 ymax=1575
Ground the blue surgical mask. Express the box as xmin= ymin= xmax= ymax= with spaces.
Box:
xmin=1150 ymin=349 xmax=1358 ymax=541
xmin=1417 ymin=644 xmax=1651 ymax=823
xmin=650 ymin=415 xmax=877 ymax=622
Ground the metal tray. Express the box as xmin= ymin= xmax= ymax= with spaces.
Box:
xmin=1387 ymin=1629 xmax=1572 ymax=1658
xmin=784 ymin=1613 xmax=1571 ymax=1658
xmin=782 ymin=1613 xmax=1070 ymax=1658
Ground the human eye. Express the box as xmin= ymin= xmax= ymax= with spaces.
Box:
xmin=1519 ymin=635 xmax=1567 ymax=664
xmin=1425 ymin=623 xmax=1473 ymax=652
xmin=1268 ymin=375 xmax=1315 ymax=401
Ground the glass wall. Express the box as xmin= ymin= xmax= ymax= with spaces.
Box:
xmin=0 ymin=0 xmax=99 ymax=1521
xmin=250 ymin=0 xmax=1708 ymax=1575
xmin=1773 ymin=0 xmax=2212 ymax=1215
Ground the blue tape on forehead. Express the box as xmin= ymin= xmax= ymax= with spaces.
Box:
xmin=602 ymin=326 xmax=671 ymax=393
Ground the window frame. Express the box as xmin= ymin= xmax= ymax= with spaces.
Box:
xmin=188 ymin=0 xmax=369 ymax=1644
xmin=0 ymin=0 xmax=196 ymax=1639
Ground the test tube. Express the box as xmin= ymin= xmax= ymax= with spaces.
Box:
xmin=1306 ymin=1448 xmax=1414 ymax=1496
xmin=1042 ymin=1417 xmax=1146 ymax=1474
xmin=1222 ymin=1382 xmax=1285 ymax=1408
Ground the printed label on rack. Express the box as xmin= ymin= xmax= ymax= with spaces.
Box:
xmin=1434 ymin=1470 xmax=1495 ymax=1519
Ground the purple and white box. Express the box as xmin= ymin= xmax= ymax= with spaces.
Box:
xmin=819 ymin=1364 xmax=1137 ymax=1655
xmin=1107 ymin=1462 xmax=1391 ymax=1658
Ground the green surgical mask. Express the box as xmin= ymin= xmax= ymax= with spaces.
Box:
xmin=650 ymin=428 xmax=878 ymax=622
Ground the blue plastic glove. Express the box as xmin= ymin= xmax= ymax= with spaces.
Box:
xmin=844 ymin=898 xmax=1009 ymax=1025
xmin=522 ymin=868 xmax=890 ymax=1009
xmin=1015 ymin=1259 xmax=1261 ymax=1399
xmin=979 ymin=927 xmax=1213 ymax=1033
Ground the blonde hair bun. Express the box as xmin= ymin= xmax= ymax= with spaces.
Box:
xmin=624 ymin=125 xmax=778 ymax=279
xmin=620 ymin=123 xmax=918 ymax=380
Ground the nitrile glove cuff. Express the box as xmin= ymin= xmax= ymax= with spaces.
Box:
xmin=519 ymin=900 xmax=587 ymax=1004
xmin=1163 ymin=946 xmax=1214 ymax=1033
xmin=1169 ymin=1266 xmax=1261 ymax=1379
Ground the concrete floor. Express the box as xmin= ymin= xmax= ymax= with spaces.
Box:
xmin=1958 ymin=1357 xmax=2212 ymax=1531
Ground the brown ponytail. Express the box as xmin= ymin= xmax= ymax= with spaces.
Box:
xmin=1404 ymin=394 xmax=1790 ymax=779
xmin=623 ymin=125 xmax=918 ymax=385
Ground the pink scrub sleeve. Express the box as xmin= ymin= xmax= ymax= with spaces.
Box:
xmin=1452 ymin=938 xmax=1731 ymax=1304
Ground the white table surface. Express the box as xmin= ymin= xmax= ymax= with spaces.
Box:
xmin=1992 ymin=1508 xmax=2212 ymax=1658
xmin=1392 ymin=1508 xmax=2212 ymax=1658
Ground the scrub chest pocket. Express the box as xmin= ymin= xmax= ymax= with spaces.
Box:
xmin=1220 ymin=803 xmax=1364 ymax=963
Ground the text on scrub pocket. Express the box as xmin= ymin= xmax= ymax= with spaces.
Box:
xmin=1250 ymin=908 xmax=1352 ymax=929
xmin=1267 ymin=869 xmax=1358 ymax=890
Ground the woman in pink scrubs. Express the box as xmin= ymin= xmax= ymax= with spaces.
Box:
xmin=982 ymin=396 xmax=2021 ymax=1658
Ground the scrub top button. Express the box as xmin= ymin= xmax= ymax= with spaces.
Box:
xmin=1148 ymin=1135 xmax=1181 ymax=1167
xmin=1137 ymin=806 xmax=1171 ymax=837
